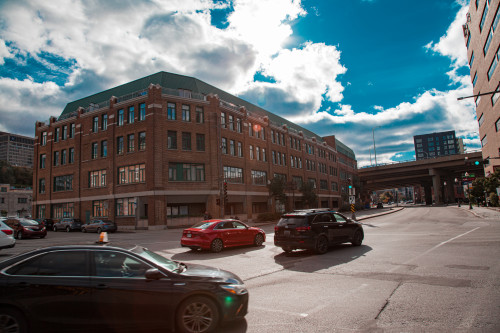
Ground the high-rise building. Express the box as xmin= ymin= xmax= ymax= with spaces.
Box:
xmin=0 ymin=132 xmax=34 ymax=168
xmin=33 ymin=72 xmax=357 ymax=229
xmin=414 ymin=130 xmax=459 ymax=160
xmin=463 ymin=0 xmax=500 ymax=175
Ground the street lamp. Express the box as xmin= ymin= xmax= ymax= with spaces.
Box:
xmin=372 ymin=126 xmax=381 ymax=166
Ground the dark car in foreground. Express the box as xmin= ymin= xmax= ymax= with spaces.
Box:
xmin=52 ymin=218 xmax=83 ymax=232
xmin=274 ymin=209 xmax=364 ymax=254
xmin=81 ymin=219 xmax=117 ymax=233
xmin=5 ymin=218 xmax=47 ymax=239
xmin=181 ymin=219 xmax=266 ymax=252
xmin=0 ymin=244 xmax=248 ymax=333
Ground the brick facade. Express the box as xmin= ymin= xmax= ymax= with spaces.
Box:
xmin=33 ymin=73 xmax=357 ymax=229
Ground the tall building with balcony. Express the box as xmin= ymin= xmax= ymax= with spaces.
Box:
xmin=463 ymin=0 xmax=500 ymax=175
xmin=414 ymin=130 xmax=459 ymax=160
xmin=33 ymin=72 xmax=357 ymax=229
xmin=0 ymin=131 xmax=34 ymax=168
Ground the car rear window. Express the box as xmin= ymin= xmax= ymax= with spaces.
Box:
xmin=277 ymin=216 xmax=310 ymax=227
xmin=191 ymin=221 xmax=216 ymax=229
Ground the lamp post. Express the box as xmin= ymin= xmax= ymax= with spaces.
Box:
xmin=372 ymin=126 xmax=381 ymax=166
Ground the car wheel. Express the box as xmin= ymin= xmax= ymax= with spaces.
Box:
xmin=282 ymin=246 xmax=293 ymax=254
xmin=176 ymin=296 xmax=219 ymax=333
xmin=53 ymin=226 xmax=57 ymax=232
xmin=96 ymin=228 xmax=102 ymax=234
xmin=66 ymin=226 xmax=70 ymax=232
xmin=254 ymin=233 xmax=264 ymax=246
xmin=351 ymin=230 xmax=363 ymax=247
xmin=188 ymin=247 xmax=198 ymax=251
xmin=0 ymin=307 xmax=28 ymax=333
xmin=40 ymin=234 xmax=46 ymax=239
xmin=314 ymin=235 xmax=328 ymax=254
xmin=210 ymin=239 xmax=223 ymax=253
xmin=82 ymin=228 xmax=87 ymax=233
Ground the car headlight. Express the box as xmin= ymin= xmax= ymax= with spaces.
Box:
xmin=221 ymin=284 xmax=248 ymax=295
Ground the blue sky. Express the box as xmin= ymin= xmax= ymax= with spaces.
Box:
xmin=0 ymin=0 xmax=478 ymax=166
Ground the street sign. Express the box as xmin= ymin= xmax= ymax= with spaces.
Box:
xmin=349 ymin=188 xmax=355 ymax=196
xmin=349 ymin=196 xmax=355 ymax=204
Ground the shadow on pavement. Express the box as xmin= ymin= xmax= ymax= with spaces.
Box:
xmin=170 ymin=244 xmax=266 ymax=261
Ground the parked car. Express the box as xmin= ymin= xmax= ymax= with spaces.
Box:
xmin=4 ymin=218 xmax=47 ymax=239
xmin=53 ymin=218 xmax=83 ymax=232
xmin=0 ymin=219 xmax=15 ymax=250
xmin=181 ymin=219 xmax=266 ymax=253
xmin=81 ymin=219 xmax=117 ymax=233
xmin=35 ymin=218 xmax=55 ymax=230
xmin=274 ymin=209 xmax=364 ymax=254
xmin=0 ymin=244 xmax=248 ymax=333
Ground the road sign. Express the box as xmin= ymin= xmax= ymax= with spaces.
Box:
xmin=349 ymin=188 xmax=355 ymax=196
xmin=349 ymin=196 xmax=355 ymax=204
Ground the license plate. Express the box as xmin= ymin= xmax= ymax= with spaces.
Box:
xmin=284 ymin=230 xmax=290 ymax=237
xmin=187 ymin=234 xmax=191 ymax=238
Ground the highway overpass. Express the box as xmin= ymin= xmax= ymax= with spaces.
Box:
xmin=358 ymin=151 xmax=484 ymax=205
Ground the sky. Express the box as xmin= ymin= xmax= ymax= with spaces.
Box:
xmin=0 ymin=0 xmax=478 ymax=167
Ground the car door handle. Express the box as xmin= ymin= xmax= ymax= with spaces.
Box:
xmin=95 ymin=284 xmax=109 ymax=289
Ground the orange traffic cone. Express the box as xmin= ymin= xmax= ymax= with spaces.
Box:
xmin=97 ymin=231 xmax=109 ymax=244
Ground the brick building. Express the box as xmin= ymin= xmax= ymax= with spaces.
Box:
xmin=33 ymin=72 xmax=357 ymax=229
xmin=463 ymin=0 xmax=500 ymax=175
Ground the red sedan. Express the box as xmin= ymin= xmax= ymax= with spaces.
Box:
xmin=181 ymin=219 xmax=266 ymax=252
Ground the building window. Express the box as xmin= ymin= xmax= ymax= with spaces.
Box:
xmin=221 ymin=137 xmax=227 ymax=154
xmin=117 ymin=109 xmax=124 ymax=126
xmin=496 ymin=118 xmax=500 ymax=132
xmin=89 ymin=170 xmax=107 ymax=188
xmin=236 ymin=118 xmax=242 ymax=133
xmin=493 ymin=4 xmax=500 ymax=31
xmin=230 ymin=140 xmax=235 ymax=156
xmin=118 ymin=164 xmax=146 ymax=185
xmin=484 ymin=29 xmax=493 ymax=55
xmin=492 ymin=83 xmax=500 ymax=105
xmin=196 ymin=133 xmax=205 ymax=151
xmin=196 ymin=107 xmax=204 ymax=123
xmin=128 ymin=106 xmax=135 ymax=124
xmin=39 ymin=178 xmax=45 ymax=194
xmin=62 ymin=126 xmax=67 ymax=140
xmin=182 ymin=105 xmax=190 ymax=122
xmin=220 ymin=112 xmax=226 ymax=128
xmin=249 ymin=145 xmax=254 ymax=159
xmin=52 ymin=202 xmax=74 ymax=219
xmin=320 ymin=180 xmax=328 ymax=190
xmin=237 ymin=142 xmax=243 ymax=157
xmin=139 ymin=132 xmax=146 ymax=150
xmin=61 ymin=149 xmax=67 ymax=165
xmin=293 ymin=176 xmax=303 ymax=188
xmin=262 ymin=148 xmax=266 ymax=162
xmin=116 ymin=197 xmax=136 ymax=216
xmin=101 ymin=114 xmax=108 ymax=130
xmin=91 ymin=142 xmax=98 ymax=159
xmin=182 ymin=132 xmax=191 ymax=151
xmin=478 ymin=113 xmax=484 ymax=127
xmin=37 ymin=205 xmax=46 ymax=219
xmin=228 ymin=115 xmax=234 ymax=131
xmin=469 ymin=51 xmax=474 ymax=68
xmin=139 ymin=103 xmax=146 ymax=121
xmin=223 ymin=166 xmax=243 ymax=183
xmin=53 ymin=175 xmax=73 ymax=192
xmin=167 ymin=131 xmax=177 ymax=149
xmin=488 ymin=46 xmax=500 ymax=80
xmin=117 ymin=136 xmax=124 ymax=155
xmin=331 ymin=181 xmax=338 ymax=191
xmin=41 ymin=131 xmax=47 ymax=146
xmin=167 ymin=103 xmax=176 ymax=120
xmin=53 ymin=151 xmax=59 ymax=166
xmin=54 ymin=128 xmax=59 ymax=142
xmin=481 ymin=135 xmax=488 ymax=147
xmin=93 ymin=200 xmax=109 ymax=217
xmin=480 ymin=1 xmax=489 ymax=31
xmin=69 ymin=148 xmax=74 ymax=163
xmin=93 ymin=116 xmax=99 ymax=132
xmin=40 ymin=154 xmax=46 ymax=169
xmin=69 ymin=123 xmax=76 ymax=138
xmin=168 ymin=163 xmax=205 ymax=182
xmin=127 ymin=134 xmax=134 ymax=152
xmin=472 ymin=72 xmax=477 ymax=86
xmin=101 ymin=140 xmax=107 ymax=157
xmin=251 ymin=170 xmax=267 ymax=185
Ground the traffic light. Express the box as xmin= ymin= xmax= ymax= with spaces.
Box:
xmin=223 ymin=182 xmax=228 ymax=202
xmin=348 ymin=178 xmax=353 ymax=189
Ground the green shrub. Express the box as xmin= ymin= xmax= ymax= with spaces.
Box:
xmin=257 ymin=212 xmax=282 ymax=222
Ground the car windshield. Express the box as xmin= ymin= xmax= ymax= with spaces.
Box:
xmin=191 ymin=221 xmax=216 ymax=229
xmin=20 ymin=219 xmax=40 ymax=226
xmin=277 ymin=216 xmax=309 ymax=227
xmin=130 ymin=246 xmax=179 ymax=272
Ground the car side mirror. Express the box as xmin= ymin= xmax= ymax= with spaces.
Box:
xmin=145 ymin=268 xmax=164 ymax=280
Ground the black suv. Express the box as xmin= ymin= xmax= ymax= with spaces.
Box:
xmin=274 ymin=209 xmax=364 ymax=254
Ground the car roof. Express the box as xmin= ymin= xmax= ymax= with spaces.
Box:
xmin=283 ymin=209 xmax=338 ymax=216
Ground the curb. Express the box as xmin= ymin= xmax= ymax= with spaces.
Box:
xmin=356 ymin=207 xmax=405 ymax=221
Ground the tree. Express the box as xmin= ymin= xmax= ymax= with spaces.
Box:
xmin=0 ymin=160 xmax=32 ymax=187
xmin=470 ymin=169 xmax=500 ymax=206
xmin=268 ymin=176 xmax=287 ymax=210
xmin=300 ymin=181 xmax=317 ymax=208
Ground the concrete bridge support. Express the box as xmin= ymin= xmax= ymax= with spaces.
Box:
xmin=430 ymin=168 xmax=443 ymax=204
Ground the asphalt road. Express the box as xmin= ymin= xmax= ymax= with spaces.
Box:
xmin=2 ymin=206 xmax=499 ymax=332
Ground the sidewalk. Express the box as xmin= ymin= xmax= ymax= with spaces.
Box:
xmin=456 ymin=204 xmax=500 ymax=220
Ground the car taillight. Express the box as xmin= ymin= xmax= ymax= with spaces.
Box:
xmin=274 ymin=226 xmax=279 ymax=232
xmin=1 ymin=229 xmax=13 ymax=236
xmin=296 ymin=226 xmax=311 ymax=232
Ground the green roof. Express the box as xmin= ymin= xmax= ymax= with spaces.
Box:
xmin=61 ymin=71 xmax=353 ymax=152
xmin=335 ymin=138 xmax=356 ymax=159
